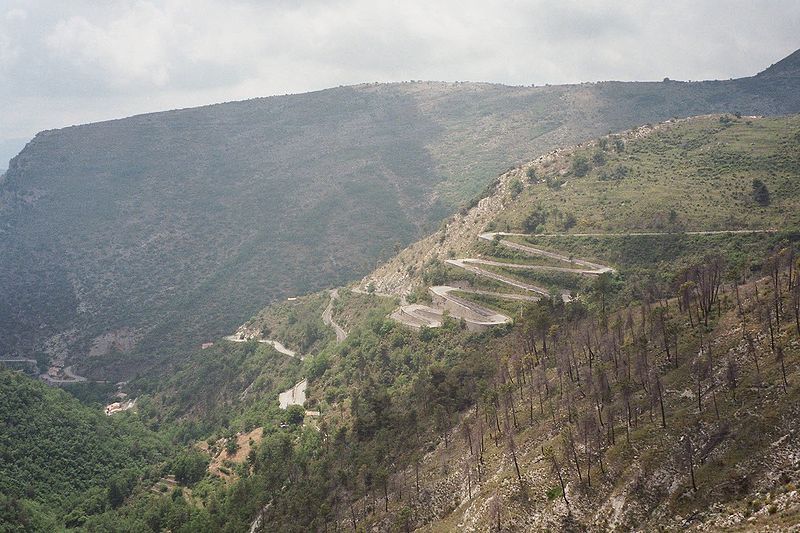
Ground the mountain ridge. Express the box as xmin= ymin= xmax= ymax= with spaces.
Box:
xmin=2 ymin=49 xmax=799 ymax=380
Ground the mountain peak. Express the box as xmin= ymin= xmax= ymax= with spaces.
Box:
xmin=757 ymin=48 xmax=800 ymax=77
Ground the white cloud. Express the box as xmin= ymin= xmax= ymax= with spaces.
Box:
xmin=45 ymin=5 xmax=173 ymax=87
xmin=6 ymin=8 xmax=27 ymax=22
xmin=0 ymin=33 xmax=19 ymax=68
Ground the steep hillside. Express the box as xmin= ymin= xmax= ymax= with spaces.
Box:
xmin=2 ymin=51 xmax=800 ymax=380
xmin=4 ymin=111 xmax=800 ymax=531
xmin=365 ymin=114 xmax=800 ymax=296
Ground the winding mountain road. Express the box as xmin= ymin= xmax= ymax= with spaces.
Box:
xmin=224 ymin=335 xmax=299 ymax=359
xmin=322 ymin=289 xmax=348 ymax=342
xmin=391 ymin=229 xmax=774 ymax=330
xmin=235 ymin=288 xmax=351 ymax=405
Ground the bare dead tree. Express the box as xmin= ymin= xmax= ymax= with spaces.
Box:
xmin=761 ymin=298 xmax=776 ymax=355
xmin=682 ymin=435 xmax=697 ymax=491
xmin=504 ymin=420 xmax=524 ymax=491
xmin=489 ymin=491 xmax=502 ymax=532
xmin=462 ymin=459 xmax=472 ymax=500
xmin=462 ymin=419 xmax=474 ymax=455
xmin=620 ymin=380 xmax=633 ymax=446
xmin=683 ymin=255 xmax=724 ymax=326
xmin=777 ymin=346 xmax=788 ymax=393
xmin=678 ymin=280 xmax=697 ymax=327
xmin=693 ymin=350 xmax=710 ymax=413
xmin=547 ymin=448 xmax=570 ymax=510
xmin=744 ymin=332 xmax=761 ymax=379
xmin=563 ymin=428 xmax=582 ymax=483
xmin=793 ymin=281 xmax=800 ymax=336
xmin=726 ymin=356 xmax=738 ymax=404
xmin=651 ymin=369 xmax=667 ymax=428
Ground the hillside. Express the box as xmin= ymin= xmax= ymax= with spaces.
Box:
xmin=364 ymin=114 xmax=800 ymax=296
xmin=2 ymin=112 xmax=800 ymax=531
xmin=0 ymin=368 xmax=173 ymax=530
xmin=2 ymin=50 xmax=800 ymax=381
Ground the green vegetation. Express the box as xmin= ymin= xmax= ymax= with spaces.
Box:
xmin=146 ymin=339 xmax=303 ymax=434
xmin=2 ymin=52 xmax=800 ymax=531
xmin=497 ymin=115 xmax=800 ymax=233
xmin=242 ymin=292 xmax=334 ymax=355
xmin=0 ymin=369 xmax=172 ymax=529
xmin=3 ymin=52 xmax=800 ymax=382
xmin=752 ymin=178 xmax=771 ymax=205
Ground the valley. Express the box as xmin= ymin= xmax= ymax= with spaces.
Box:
xmin=2 ymin=51 xmax=800 ymax=382
xmin=1 ymin=52 xmax=800 ymax=532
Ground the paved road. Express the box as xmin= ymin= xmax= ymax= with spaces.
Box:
xmin=393 ymin=229 xmax=768 ymax=330
xmin=40 ymin=365 xmax=90 ymax=384
xmin=322 ymin=289 xmax=348 ymax=342
xmin=458 ymin=257 xmax=607 ymax=275
xmin=478 ymin=232 xmax=614 ymax=273
xmin=223 ymin=335 xmax=300 ymax=359
xmin=445 ymin=259 xmax=557 ymax=297
xmin=278 ymin=379 xmax=307 ymax=409
xmin=482 ymin=229 xmax=777 ymax=238
xmin=0 ymin=358 xmax=38 ymax=364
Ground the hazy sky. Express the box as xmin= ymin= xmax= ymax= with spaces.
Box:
xmin=1 ymin=0 xmax=798 ymax=155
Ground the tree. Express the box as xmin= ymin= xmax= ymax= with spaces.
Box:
xmin=592 ymin=151 xmax=607 ymax=166
xmin=593 ymin=272 xmax=613 ymax=319
xmin=504 ymin=421 xmax=524 ymax=491
xmin=752 ymin=179 xmax=770 ymax=206
xmin=285 ymin=404 xmax=306 ymax=425
xmin=173 ymin=451 xmax=209 ymax=486
xmin=523 ymin=205 xmax=548 ymax=233
xmin=107 ymin=469 xmax=138 ymax=508
xmin=682 ymin=435 xmax=697 ymax=491
xmin=508 ymin=178 xmax=523 ymax=198
xmin=545 ymin=447 xmax=570 ymax=510
xmin=726 ymin=356 xmax=738 ymax=403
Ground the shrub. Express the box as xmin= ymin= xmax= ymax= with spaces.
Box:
xmin=545 ymin=176 xmax=563 ymax=190
xmin=571 ymin=155 xmax=591 ymax=177
xmin=751 ymin=179 xmax=770 ymax=206
xmin=523 ymin=206 xmax=548 ymax=233
xmin=592 ymin=151 xmax=607 ymax=166
xmin=285 ymin=405 xmax=306 ymax=425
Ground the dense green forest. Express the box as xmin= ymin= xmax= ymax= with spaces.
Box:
xmin=0 ymin=369 xmax=172 ymax=530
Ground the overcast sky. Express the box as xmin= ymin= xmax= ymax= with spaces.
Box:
xmin=1 ymin=0 xmax=798 ymax=160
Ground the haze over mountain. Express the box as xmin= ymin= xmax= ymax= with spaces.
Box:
xmin=1 ymin=49 xmax=799 ymax=379
xmin=0 ymin=138 xmax=27 ymax=173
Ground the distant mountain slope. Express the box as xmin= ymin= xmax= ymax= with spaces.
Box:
xmin=0 ymin=138 xmax=28 ymax=174
xmin=1 ymin=50 xmax=799 ymax=379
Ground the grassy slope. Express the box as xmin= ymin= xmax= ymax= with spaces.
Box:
xmin=1 ymin=52 xmax=799 ymax=380
xmin=495 ymin=115 xmax=800 ymax=232
xmin=366 ymin=114 xmax=800 ymax=297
